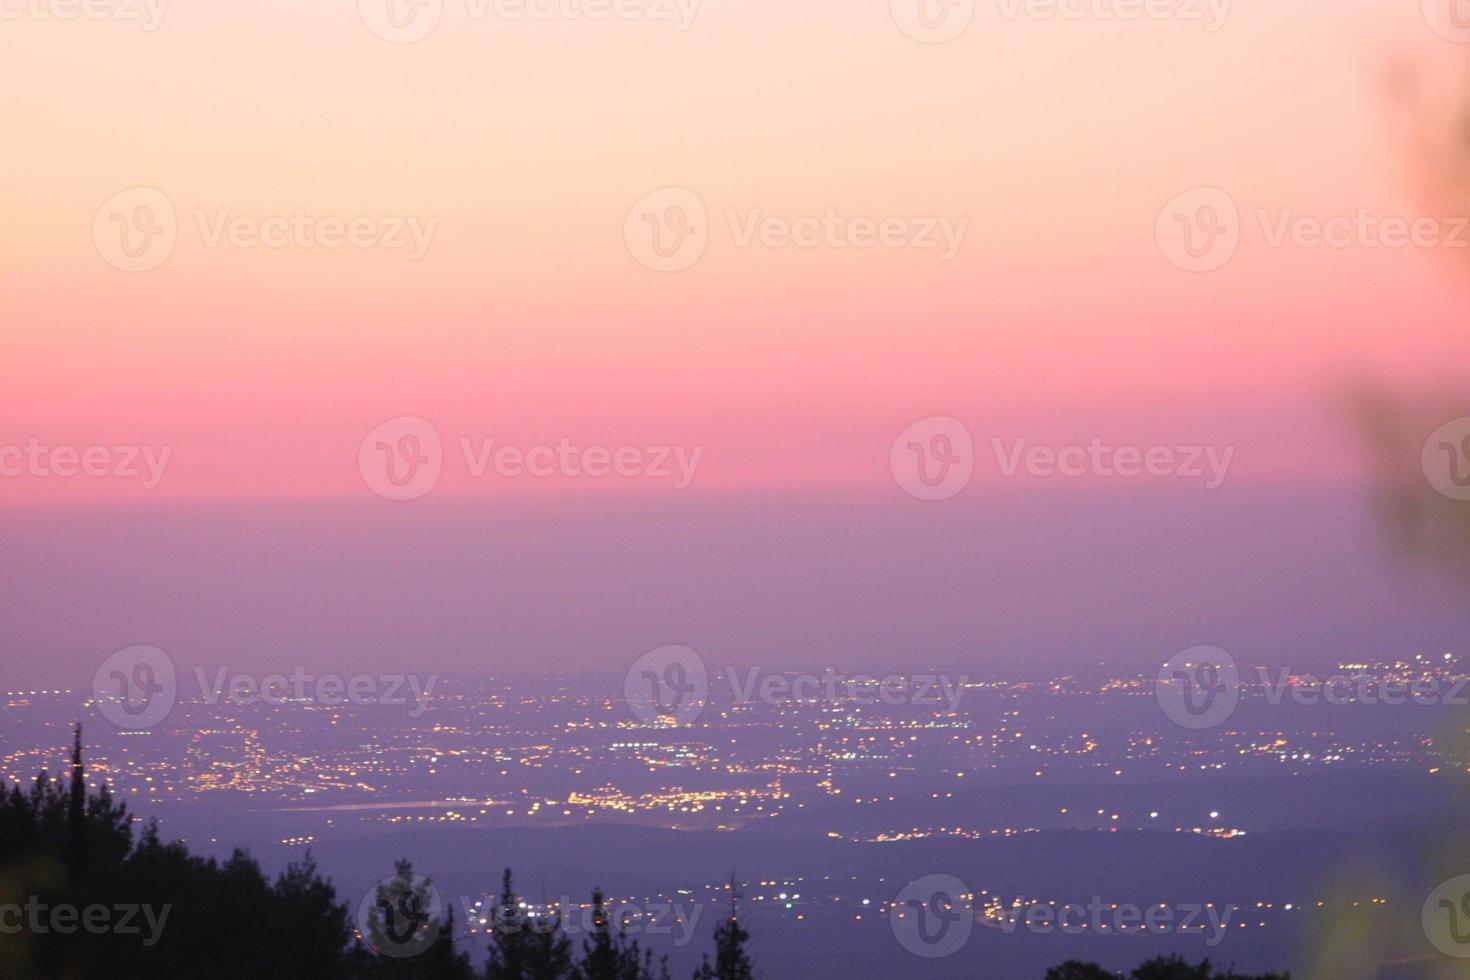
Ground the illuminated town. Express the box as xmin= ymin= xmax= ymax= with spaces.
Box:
xmin=3 ymin=654 xmax=1462 ymax=975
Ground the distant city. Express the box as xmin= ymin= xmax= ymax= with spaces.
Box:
xmin=5 ymin=653 xmax=1466 ymax=976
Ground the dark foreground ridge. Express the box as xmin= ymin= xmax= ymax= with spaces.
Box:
xmin=0 ymin=730 xmax=1288 ymax=980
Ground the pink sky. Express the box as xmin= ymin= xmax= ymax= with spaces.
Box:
xmin=2 ymin=2 xmax=1469 ymax=682
xmin=4 ymin=1 xmax=1468 ymax=502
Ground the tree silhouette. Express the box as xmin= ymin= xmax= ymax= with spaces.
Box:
xmin=0 ymin=735 xmax=725 ymax=979
xmin=353 ymin=859 xmax=474 ymax=979
xmin=570 ymin=887 xmax=649 ymax=980
xmin=1044 ymin=957 xmax=1289 ymax=980
xmin=422 ymin=905 xmax=477 ymax=980
xmin=1044 ymin=963 xmax=1118 ymax=980
xmin=486 ymin=868 xmax=573 ymax=980
xmin=524 ymin=904 xmax=577 ymax=980
xmin=691 ymin=878 xmax=753 ymax=980
xmin=8 ymin=752 xmax=1313 ymax=980
xmin=0 ymin=727 xmax=357 ymax=978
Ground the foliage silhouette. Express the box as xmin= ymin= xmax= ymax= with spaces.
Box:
xmin=1044 ymin=956 xmax=1290 ymax=980
xmin=2 ymin=733 xmax=1300 ymax=979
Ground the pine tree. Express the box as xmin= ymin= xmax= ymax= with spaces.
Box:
xmin=0 ymin=734 xmax=353 ymax=979
xmin=66 ymin=724 xmax=87 ymax=882
xmin=486 ymin=869 xmax=533 ymax=980
xmin=486 ymin=868 xmax=572 ymax=980
xmin=525 ymin=902 xmax=575 ymax=980
xmin=422 ymin=904 xmax=477 ymax=979
xmin=695 ymin=878 xmax=754 ymax=980
xmin=573 ymin=889 xmax=618 ymax=980
xmin=569 ymin=887 xmax=651 ymax=980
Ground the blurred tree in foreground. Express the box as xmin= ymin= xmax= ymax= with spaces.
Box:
xmin=0 ymin=736 xmax=750 ymax=978
xmin=1045 ymin=956 xmax=1288 ymax=980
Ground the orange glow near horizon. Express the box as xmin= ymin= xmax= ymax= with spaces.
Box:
xmin=3 ymin=1 xmax=1469 ymax=503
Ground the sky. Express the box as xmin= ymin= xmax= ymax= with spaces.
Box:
xmin=2 ymin=1 xmax=1469 ymax=685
